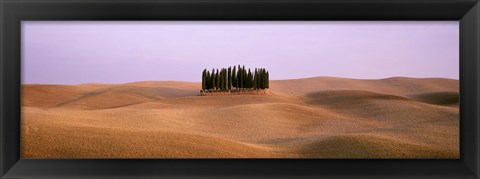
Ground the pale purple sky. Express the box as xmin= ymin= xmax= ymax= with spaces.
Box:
xmin=22 ymin=21 xmax=459 ymax=84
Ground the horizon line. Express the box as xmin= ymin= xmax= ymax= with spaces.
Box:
xmin=21 ymin=75 xmax=459 ymax=86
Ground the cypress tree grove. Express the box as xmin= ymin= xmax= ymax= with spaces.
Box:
xmin=201 ymin=65 xmax=269 ymax=94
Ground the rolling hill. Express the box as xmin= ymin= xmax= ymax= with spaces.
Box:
xmin=21 ymin=77 xmax=459 ymax=158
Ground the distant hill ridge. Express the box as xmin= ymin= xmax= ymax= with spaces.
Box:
xmin=22 ymin=76 xmax=458 ymax=109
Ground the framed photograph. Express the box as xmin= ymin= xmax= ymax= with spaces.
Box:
xmin=1 ymin=0 xmax=479 ymax=178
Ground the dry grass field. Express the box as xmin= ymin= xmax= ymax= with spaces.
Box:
xmin=21 ymin=77 xmax=459 ymax=158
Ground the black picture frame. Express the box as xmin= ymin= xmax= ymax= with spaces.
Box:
xmin=1 ymin=0 xmax=479 ymax=178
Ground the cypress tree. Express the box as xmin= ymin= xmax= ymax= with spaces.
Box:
xmin=245 ymin=68 xmax=248 ymax=89
xmin=211 ymin=69 xmax=214 ymax=91
xmin=210 ymin=70 xmax=215 ymax=91
xmin=257 ymin=68 xmax=260 ymax=90
xmin=258 ymin=68 xmax=262 ymax=89
xmin=258 ymin=69 xmax=261 ymax=90
xmin=245 ymin=67 xmax=249 ymax=88
xmin=228 ymin=67 xmax=232 ymax=91
xmin=224 ymin=68 xmax=227 ymax=90
xmin=225 ymin=69 xmax=228 ymax=90
xmin=218 ymin=69 xmax=222 ymax=91
xmin=246 ymin=69 xmax=249 ymax=89
xmin=239 ymin=65 xmax=244 ymax=90
xmin=232 ymin=66 xmax=237 ymax=89
xmin=217 ymin=69 xmax=220 ymax=91
xmin=205 ymin=71 xmax=208 ymax=90
xmin=253 ymin=68 xmax=257 ymax=90
xmin=250 ymin=69 xmax=254 ymax=89
xmin=247 ymin=69 xmax=252 ymax=89
xmin=247 ymin=68 xmax=252 ymax=88
xmin=263 ymin=68 xmax=267 ymax=89
xmin=202 ymin=69 xmax=206 ymax=91
xmin=221 ymin=69 xmax=223 ymax=91
xmin=222 ymin=69 xmax=226 ymax=91
xmin=206 ymin=69 xmax=209 ymax=90
xmin=223 ymin=69 xmax=227 ymax=91
xmin=222 ymin=69 xmax=227 ymax=90
xmin=220 ymin=69 xmax=223 ymax=91
xmin=256 ymin=68 xmax=260 ymax=90
xmin=211 ymin=68 xmax=215 ymax=91
xmin=206 ymin=71 xmax=211 ymax=91
xmin=242 ymin=66 xmax=245 ymax=89
xmin=212 ymin=69 xmax=216 ymax=91
xmin=263 ymin=69 xmax=267 ymax=89
xmin=263 ymin=68 xmax=266 ymax=89
xmin=242 ymin=65 xmax=246 ymax=89
xmin=256 ymin=68 xmax=262 ymax=89
xmin=218 ymin=69 xmax=221 ymax=91
xmin=265 ymin=71 xmax=270 ymax=88
xmin=216 ymin=69 xmax=220 ymax=91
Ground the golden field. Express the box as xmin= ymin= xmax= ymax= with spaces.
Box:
xmin=21 ymin=77 xmax=459 ymax=158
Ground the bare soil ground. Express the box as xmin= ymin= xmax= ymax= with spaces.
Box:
xmin=21 ymin=77 xmax=459 ymax=158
